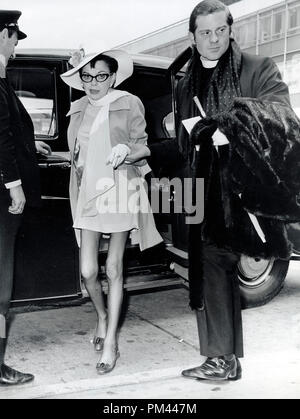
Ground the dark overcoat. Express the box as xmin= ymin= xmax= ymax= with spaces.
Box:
xmin=150 ymin=52 xmax=290 ymax=173
xmin=176 ymin=52 xmax=290 ymax=163
xmin=148 ymin=51 xmax=298 ymax=308
xmin=0 ymin=67 xmax=40 ymax=207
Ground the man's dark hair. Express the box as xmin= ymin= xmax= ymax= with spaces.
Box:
xmin=189 ymin=0 xmax=234 ymax=34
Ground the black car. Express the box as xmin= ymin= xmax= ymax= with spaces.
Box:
xmin=8 ymin=48 xmax=300 ymax=308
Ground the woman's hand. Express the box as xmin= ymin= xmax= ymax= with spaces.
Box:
xmin=125 ymin=143 xmax=151 ymax=163
xmin=107 ymin=144 xmax=130 ymax=169
xmin=35 ymin=141 xmax=52 ymax=156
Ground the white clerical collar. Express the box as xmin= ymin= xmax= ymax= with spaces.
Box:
xmin=200 ymin=56 xmax=219 ymax=68
xmin=0 ymin=54 xmax=7 ymax=68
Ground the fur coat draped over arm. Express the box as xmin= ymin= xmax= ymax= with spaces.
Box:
xmin=191 ymin=98 xmax=300 ymax=260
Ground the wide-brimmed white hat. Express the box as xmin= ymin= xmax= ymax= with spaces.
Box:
xmin=61 ymin=49 xmax=133 ymax=91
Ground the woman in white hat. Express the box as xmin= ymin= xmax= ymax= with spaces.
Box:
xmin=61 ymin=49 xmax=162 ymax=374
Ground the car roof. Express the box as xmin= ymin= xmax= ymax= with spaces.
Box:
xmin=15 ymin=48 xmax=173 ymax=70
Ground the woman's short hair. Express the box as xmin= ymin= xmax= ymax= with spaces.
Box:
xmin=189 ymin=0 xmax=234 ymax=33
xmin=80 ymin=54 xmax=119 ymax=75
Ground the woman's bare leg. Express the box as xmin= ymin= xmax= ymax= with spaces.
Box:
xmin=99 ymin=231 xmax=129 ymax=364
xmin=80 ymin=229 xmax=107 ymax=339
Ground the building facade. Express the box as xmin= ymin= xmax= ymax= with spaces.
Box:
xmin=117 ymin=0 xmax=300 ymax=114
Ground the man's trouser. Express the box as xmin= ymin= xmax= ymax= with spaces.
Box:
xmin=0 ymin=190 xmax=22 ymax=343
xmin=196 ymin=242 xmax=244 ymax=358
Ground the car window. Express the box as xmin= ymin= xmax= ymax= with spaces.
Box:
xmin=7 ymin=67 xmax=57 ymax=139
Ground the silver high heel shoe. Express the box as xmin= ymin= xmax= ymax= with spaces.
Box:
xmin=96 ymin=346 xmax=120 ymax=374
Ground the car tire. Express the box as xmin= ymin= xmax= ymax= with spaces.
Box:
xmin=237 ymin=255 xmax=289 ymax=309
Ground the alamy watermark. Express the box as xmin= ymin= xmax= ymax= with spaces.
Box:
xmin=94 ymin=173 xmax=204 ymax=225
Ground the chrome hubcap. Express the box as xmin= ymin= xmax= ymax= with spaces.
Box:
xmin=238 ymin=256 xmax=275 ymax=288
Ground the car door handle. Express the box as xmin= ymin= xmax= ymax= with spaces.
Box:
xmin=39 ymin=162 xmax=71 ymax=169
xmin=38 ymin=152 xmax=71 ymax=169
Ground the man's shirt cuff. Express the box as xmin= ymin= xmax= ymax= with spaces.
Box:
xmin=5 ymin=180 xmax=22 ymax=189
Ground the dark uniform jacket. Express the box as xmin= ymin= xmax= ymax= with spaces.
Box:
xmin=0 ymin=63 xmax=40 ymax=207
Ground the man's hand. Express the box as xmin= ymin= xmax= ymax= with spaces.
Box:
xmin=8 ymin=185 xmax=26 ymax=215
xmin=35 ymin=141 xmax=52 ymax=156
xmin=125 ymin=143 xmax=151 ymax=164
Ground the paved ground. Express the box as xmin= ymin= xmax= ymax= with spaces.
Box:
xmin=1 ymin=262 xmax=300 ymax=399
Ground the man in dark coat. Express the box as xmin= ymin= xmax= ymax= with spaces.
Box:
xmin=0 ymin=10 xmax=51 ymax=386
xmin=125 ymin=0 xmax=298 ymax=381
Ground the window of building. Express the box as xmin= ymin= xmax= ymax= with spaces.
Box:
xmin=273 ymin=8 xmax=285 ymax=39
xmin=235 ymin=5 xmax=288 ymax=47
xmin=288 ymin=3 xmax=300 ymax=35
xmin=259 ymin=8 xmax=285 ymax=43
xmin=259 ymin=12 xmax=272 ymax=43
xmin=233 ymin=17 xmax=257 ymax=48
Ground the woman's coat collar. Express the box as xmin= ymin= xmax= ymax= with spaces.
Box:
xmin=67 ymin=91 xmax=131 ymax=117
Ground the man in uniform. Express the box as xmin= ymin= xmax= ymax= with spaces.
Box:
xmin=0 ymin=10 xmax=51 ymax=385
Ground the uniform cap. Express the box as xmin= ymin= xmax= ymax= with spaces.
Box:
xmin=0 ymin=10 xmax=27 ymax=40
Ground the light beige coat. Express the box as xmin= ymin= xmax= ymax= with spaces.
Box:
xmin=67 ymin=90 xmax=163 ymax=250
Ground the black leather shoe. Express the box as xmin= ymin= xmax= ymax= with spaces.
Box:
xmin=182 ymin=357 xmax=242 ymax=381
xmin=229 ymin=358 xmax=242 ymax=381
xmin=0 ymin=364 xmax=34 ymax=386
